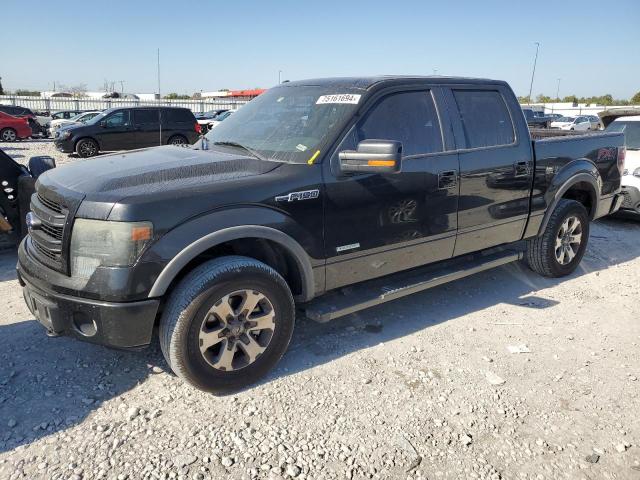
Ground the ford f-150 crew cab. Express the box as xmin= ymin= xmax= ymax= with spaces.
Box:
xmin=17 ymin=76 xmax=625 ymax=393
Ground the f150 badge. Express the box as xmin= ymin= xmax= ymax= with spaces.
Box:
xmin=275 ymin=189 xmax=320 ymax=202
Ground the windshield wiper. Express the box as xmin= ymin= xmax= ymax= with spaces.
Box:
xmin=213 ymin=141 xmax=267 ymax=161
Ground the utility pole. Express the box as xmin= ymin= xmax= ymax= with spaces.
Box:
xmin=119 ymin=80 xmax=125 ymax=94
xmin=157 ymin=48 xmax=161 ymax=99
xmin=527 ymin=42 xmax=540 ymax=105
xmin=555 ymin=78 xmax=561 ymax=101
xmin=278 ymin=70 xmax=282 ymax=85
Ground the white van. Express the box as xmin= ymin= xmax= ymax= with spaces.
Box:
xmin=606 ymin=116 xmax=640 ymax=214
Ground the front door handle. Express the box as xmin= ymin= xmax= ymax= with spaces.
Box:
xmin=514 ymin=161 xmax=530 ymax=177
xmin=438 ymin=170 xmax=458 ymax=189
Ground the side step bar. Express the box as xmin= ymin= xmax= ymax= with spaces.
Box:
xmin=304 ymin=250 xmax=523 ymax=323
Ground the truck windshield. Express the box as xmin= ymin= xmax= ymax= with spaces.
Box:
xmin=606 ymin=121 xmax=640 ymax=149
xmin=204 ymin=86 xmax=363 ymax=163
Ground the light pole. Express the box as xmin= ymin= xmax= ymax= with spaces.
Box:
xmin=555 ymin=78 xmax=561 ymax=101
xmin=527 ymin=42 xmax=540 ymax=105
xmin=278 ymin=70 xmax=282 ymax=85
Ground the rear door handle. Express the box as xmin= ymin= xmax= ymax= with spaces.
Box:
xmin=514 ymin=161 xmax=530 ymax=176
xmin=438 ymin=170 xmax=458 ymax=189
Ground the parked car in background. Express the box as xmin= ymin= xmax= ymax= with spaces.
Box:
xmin=0 ymin=111 xmax=33 ymax=141
xmin=196 ymin=109 xmax=231 ymax=131
xmin=19 ymin=76 xmax=624 ymax=393
xmin=49 ymin=111 xmax=102 ymax=137
xmin=546 ymin=113 xmax=563 ymax=121
xmin=203 ymin=110 xmax=233 ymax=130
xmin=50 ymin=110 xmax=86 ymax=121
xmin=606 ymin=116 xmax=640 ymax=215
xmin=550 ymin=116 xmax=591 ymax=131
xmin=54 ymin=106 xmax=200 ymax=157
xmin=522 ymin=108 xmax=550 ymax=128
xmin=587 ymin=115 xmax=603 ymax=130
xmin=0 ymin=105 xmax=48 ymax=135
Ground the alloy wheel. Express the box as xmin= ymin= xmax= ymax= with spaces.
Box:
xmin=198 ymin=289 xmax=276 ymax=371
xmin=555 ymin=215 xmax=582 ymax=265
xmin=2 ymin=129 xmax=16 ymax=141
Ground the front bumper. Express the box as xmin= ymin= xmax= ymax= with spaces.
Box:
xmin=54 ymin=137 xmax=75 ymax=153
xmin=17 ymin=244 xmax=160 ymax=349
xmin=620 ymin=185 xmax=640 ymax=212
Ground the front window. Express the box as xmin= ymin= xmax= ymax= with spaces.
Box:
xmin=606 ymin=121 xmax=640 ymax=150
xmin=204 ymin=85 xmax=363 ymax=163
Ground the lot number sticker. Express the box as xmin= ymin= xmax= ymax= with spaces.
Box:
xmin=316 ymin=94 xmax=361 ymax=105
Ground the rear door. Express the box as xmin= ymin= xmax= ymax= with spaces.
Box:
xmin=133 ymin=109 xmax=161 ymax=147
xmin=444 ymin=86 xmax=534 ymax=256
xmin=323 ymin=87 xmax=459 ymax=289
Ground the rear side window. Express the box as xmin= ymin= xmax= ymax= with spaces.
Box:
xmin=134 ymin=109 xmax=159 ymax=125
xmin=356 ymin=91 xmax=443 ymax=156
xmin=165 ymin=109 xmax=195 ymax=123
xmin=452 ymin=90 xmax=515 ymax=149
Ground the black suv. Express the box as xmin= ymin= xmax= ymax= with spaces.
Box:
xmin=54 ymin=106 xmax=200 ymax=157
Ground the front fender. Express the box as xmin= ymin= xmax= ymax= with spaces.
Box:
xmin=143 ymin=206 xmax=320 ymax=301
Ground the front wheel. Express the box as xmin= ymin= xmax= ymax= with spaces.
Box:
xmin=525 ymin=199 xmax=590 ymax=277
xmin=0 ymin=128 xmax=17 ymax=142
xmin=75 ymin=138 xmax=99 ymax=157
xmin=159 ymin=256 xmax=295 ymax=393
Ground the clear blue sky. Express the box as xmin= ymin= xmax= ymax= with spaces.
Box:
xmin=2 ymin=0 xmax=638 ymax=99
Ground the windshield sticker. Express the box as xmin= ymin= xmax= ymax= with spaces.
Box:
xmin=296 ymin=144 xmax=308 ymax=152
xmin=307 ymin=150 xmax=321 ymax=165
xmin=316 ymin=94 xmax=361 ymax=105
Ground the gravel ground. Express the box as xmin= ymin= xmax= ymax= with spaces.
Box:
xmin=1 ymin=140 xmax=639 ymax=480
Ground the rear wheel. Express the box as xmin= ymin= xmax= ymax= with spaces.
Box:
xmin=0 ymin=128 xmax=17 ymax=142
xmin=525 ymin=199 xmax=589 ymax=277
xmin=159 ymin=256 xmax=295 ymax=393
xmin=168 ymin=135 xmax=188 ymax=146
xmin=75 ymin=138 xmax=99 ymax=157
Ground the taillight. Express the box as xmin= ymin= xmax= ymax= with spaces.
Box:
xmin=618 ymin=146 xmax=626 ymax=175
xmin=195 ymin=122 xmax=202 ymax=134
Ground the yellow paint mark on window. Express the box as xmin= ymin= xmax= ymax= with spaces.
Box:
xmin=307 ymin=150 xmax=321 ymax=165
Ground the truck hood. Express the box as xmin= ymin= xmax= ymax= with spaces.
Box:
xmin=43 ymin=145 xmax=279 ymax=196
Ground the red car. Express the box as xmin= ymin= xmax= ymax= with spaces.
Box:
xmin=0 ymin=111 xmax=32 ymax=142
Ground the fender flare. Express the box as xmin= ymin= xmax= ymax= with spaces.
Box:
xmin=537 ymin=172 xmax=599 ymax=235
xmin=148 ymin=225 xmax=315 ymax=301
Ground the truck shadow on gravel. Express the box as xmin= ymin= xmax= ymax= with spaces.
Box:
xmin=0 ymin=217 xmax=638 ymax=454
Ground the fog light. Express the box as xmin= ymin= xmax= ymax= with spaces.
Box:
xmin=73 ymin=312 xmax=97 ymax=337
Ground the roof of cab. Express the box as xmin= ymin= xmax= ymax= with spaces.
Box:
xmin=279 ymin=75 xmax=508 ymax=90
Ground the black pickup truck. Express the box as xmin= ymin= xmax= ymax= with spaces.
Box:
xmin=17 ymin=76 xmax=625 ymax=393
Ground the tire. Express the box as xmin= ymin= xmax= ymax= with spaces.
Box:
xmin=159 ymin=255 xmax=295 ymax=393
xmin=28 ymin=156 xmax=56 ymax=178
xmin=525 ymin=199 xmax=590 ymax=277
xmin=75 ymin=138 xmax=99 ymax=158
xmin=0 ymin=128 xmax=17 ymax=142
xmin=168 ymin=135 xmax=188 ymax=146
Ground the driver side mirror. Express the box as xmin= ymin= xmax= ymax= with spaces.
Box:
xmin=339 ymin=139 xmax=402 ymax=174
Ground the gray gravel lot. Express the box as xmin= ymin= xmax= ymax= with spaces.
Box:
xmin=1 ymin=140 xmax=639 ymax=480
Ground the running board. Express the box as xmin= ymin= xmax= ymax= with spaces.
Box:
xmin=304 ymin=250 xmax=523 ymax=323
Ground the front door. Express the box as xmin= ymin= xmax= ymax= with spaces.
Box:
xmin=98 ymin=110 xmax=134 ymax=151
xmin=445 ymin=87 xmax=534 ymax=256
xmin=133 ymin=109 xmax=161 ymax=147
xmin=323 ymin=89 xmax=459 ymax=290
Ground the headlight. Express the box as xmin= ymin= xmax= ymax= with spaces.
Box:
xmin=60 ymin=130 xmax=72 ymax=140
xmin=634 ymin=167 xmax=640 ymax=178
xmin=70 ymin=219 xmax=153 ymax=278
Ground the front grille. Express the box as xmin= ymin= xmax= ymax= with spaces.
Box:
xmin=29 ymin=191 xmax=68 ymax=271
xmin=37 ymin=193 xmax=63 ymax=213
